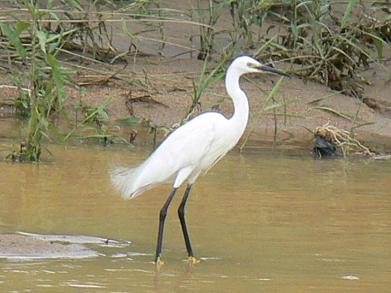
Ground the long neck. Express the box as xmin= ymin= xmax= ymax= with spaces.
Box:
xmin=225 ymin=67 xmax=249 ymax=135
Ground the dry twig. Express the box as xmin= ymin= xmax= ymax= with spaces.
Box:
xmin=314 ymin=122 xmax=375 ymax=157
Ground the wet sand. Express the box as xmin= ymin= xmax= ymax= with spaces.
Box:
xmin=0 ymin=233 xmax=100 ymax=260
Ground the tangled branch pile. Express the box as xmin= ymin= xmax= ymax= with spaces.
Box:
xmin=314 ymin=122 xmax=375 ymax=157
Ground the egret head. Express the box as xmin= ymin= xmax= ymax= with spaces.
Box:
xmin=230 ymin=55 xmax=289 ymax=77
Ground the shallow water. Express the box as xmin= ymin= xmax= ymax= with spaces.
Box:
xmin=0 ymin=144 xmax=390 ymax=292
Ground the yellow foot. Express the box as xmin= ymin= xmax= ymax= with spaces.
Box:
xmin=187 ymin=256 xmax=200 ymax=264
xmin=155 ymin=257 xmax=164 ymax=268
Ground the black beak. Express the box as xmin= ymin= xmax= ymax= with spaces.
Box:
xmin=257 ymin=65 xmax=290 ymax=77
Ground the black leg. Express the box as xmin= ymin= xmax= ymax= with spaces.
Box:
xmin=178 ymin=184 xmax=194 ymax=257
xmin=155 ymin=188 xmax=177 ymax=263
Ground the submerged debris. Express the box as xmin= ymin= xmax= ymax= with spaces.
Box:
xmin=313 ymin=134 xmax=338 ymax=158
xmin=5 ymin=141 xmax=29 ymax=162
xmin=313 ymin=122 xmax=376 ymax=158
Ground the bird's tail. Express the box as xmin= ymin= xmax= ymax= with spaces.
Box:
xmin=110 ymin=164 xmax=152 ymax=199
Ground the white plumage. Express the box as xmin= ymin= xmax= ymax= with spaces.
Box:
xmin=109 ymin=56 xmax=288 ymax=264
xmin=110 ymin=112 xmax=231 ymax=198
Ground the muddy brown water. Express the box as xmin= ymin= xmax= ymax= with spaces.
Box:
xmin=0 ymin=144 xmax=390 ymax=292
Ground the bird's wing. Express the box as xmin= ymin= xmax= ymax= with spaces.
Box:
xmin=152 ymin=112 xmax=227 ymax=168
xmin=111 ymin=113 xmax=228 ymax=198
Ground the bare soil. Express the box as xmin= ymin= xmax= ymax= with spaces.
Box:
xmin=0 ymin=0 xmax=390 ymax=153
xmin=65 ymin=55 xmax=391 ymax=151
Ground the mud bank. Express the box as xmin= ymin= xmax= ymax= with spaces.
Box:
xmin=0 ymin=232 xmax=131 ymax=260
xmin=1 ymin=55 xmax=390 ymax=152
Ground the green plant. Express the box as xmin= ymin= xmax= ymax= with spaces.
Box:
xmin=1 ymin=0 xmax=166 ymax=159
xmin=253 ymin=0 xmax=388 ymax=98
xmin=10 ymin=75 xmax=32 ymax=117
xmin=239 ymin=74 xmax=289 ymax=151
xmin=182 ymin=52 xmax=233 ymax=124
xmin=65 ymin=99 xmax=111 ymax=142
xmin=193 ymin=0 xmax=228 ymax=60
xmin=229 ymin=0 xmax=263 ymax=49
xmin=1 ymin=0 xmax=70 ymax=161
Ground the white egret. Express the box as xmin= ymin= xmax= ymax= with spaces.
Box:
xmin=110 ymin=55 xmax=288 ymax=265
